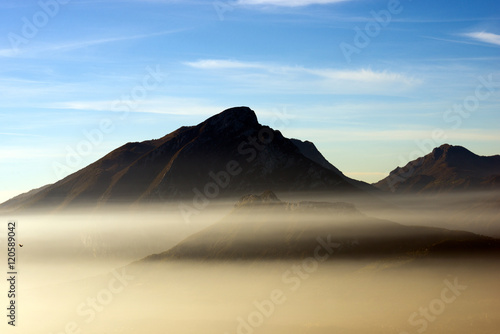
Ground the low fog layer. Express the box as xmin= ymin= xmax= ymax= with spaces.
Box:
xmin=279 ymin=190 xmax=500 ymax=237
xmin=1 ymin=191 xmax=499 ymax=333
xmin=5 ymin=260 xmax=500 ymax=334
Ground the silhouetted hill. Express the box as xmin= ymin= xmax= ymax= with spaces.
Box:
xmin=0 ymin=107 xmax=363 ymax=213
xmin=143 ymin=192 xmax=500 ymax=262
xmin=374 ymin=144 xmax=500 ymax=193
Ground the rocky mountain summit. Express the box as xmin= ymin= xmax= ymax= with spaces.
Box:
xmin=375 ymin=144 xmax=500 ymax=193
xmin=1 ymin=107 xmax=364 ymax=212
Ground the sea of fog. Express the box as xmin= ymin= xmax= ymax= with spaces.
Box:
xmin=1 ymin=192 xmax=499 ymax=334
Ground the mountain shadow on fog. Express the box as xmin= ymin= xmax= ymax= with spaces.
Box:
xmin=143 ymin=191 xmax=500 ymax=262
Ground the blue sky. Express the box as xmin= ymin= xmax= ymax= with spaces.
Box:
xmin=0 ymin=0 xmax=499 ymax=203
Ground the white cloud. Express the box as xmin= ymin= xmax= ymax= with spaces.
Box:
xmin=463 ymin=31 xmax=500 ymax=46
xmin=184 ymin=59 xmax=265 ymax=70
xmin=236 ymin=0 xmax=348 ymax=7
xmin=185 ymin=59 xmax=419 ymax=87
xmin=306 ymin=68 xmax=418 ymax=85
xmin=47 ymin=100 xmax=113 ymax=112
xmin=45 ymin=97 xmax=225 ymax=116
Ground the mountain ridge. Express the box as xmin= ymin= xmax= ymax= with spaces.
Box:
xmin=374 ymin=144 xmax=500 ymax=193
xmin=0 ymin=107 xmax=363 ymax=213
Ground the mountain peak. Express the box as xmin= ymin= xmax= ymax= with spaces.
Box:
xmin=0 ymin=106 xmax=358 ymax=212
xmin=235 ymin=190 xmax=281 ymax=208
xmin=432 ymin=144 xmax=476 ymax=162
xmin=431 ymin=144 xmax=451 ymax=160
xmin=203 ymin=106 xmax=259 ymax=133
xmin=375 ymin=144 xmax=500 ymax=193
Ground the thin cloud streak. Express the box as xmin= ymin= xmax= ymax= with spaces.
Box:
xmin=427 ymin=32 xmax=500 ymax=48
xmin=392 ymin=17 xmax=500 ymax=23
xmin=184 ymin=59 xmax=266 ymax=69
xmin=44 ymin=97 xmax=225 ymax=116
xmin=1 ymin=29 xmax=186 ymax=58
xmin=236 ymin=0 xmax=349 ymax=7
xmin=185 ymin=59 xmax=419 ymax=85
xmin=47 ymin=30 xmax=184 ymax=52
xmin=463 ymin=31 xmax=500 ymax=46
xmin=307 ymin=68 xmax=418 ymax=85
xmin=421 ymin=35 xmax=490 ymax=47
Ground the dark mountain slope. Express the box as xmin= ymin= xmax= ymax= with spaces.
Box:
xmin=374 ymin=144 xmax=500 ymax=193
xmin=290 ymin=138 xmax=378 ymax=192
xmin=0 ymin=107 xmax=361 ymax=212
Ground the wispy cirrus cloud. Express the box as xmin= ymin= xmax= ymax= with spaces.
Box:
xmin=185 ymin=59 xmax=419 ymax=85
xmin=0 ymin=29 xmax=184 ymax=58
xmin=306 ymin=68 xmax=417 ymax=85
xmin=463 ymin=31 xmax=500 ymax=46
xmin=44 ymin=97 xmax=224 ymax=116
xmin=236 ymin=0 xmax=349 ymax=7
xmin=185 ymin=59 xmax=265 ymax=69
xmin=46 ymin=29 xmax=183 ymax=52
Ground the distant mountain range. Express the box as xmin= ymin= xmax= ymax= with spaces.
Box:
xmin=1 ymin=107 xmax=498 ymax=213
xmin=143 ymin=191 xmax=500 ymax=262
xmin=374 ymin=144 xmax=500 ymax=193
xmin=0 ymin=107 xmax=371 ymax=213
